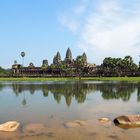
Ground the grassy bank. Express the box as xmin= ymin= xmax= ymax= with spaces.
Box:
xmin=0 ymin=77 xmax=140 ymax=82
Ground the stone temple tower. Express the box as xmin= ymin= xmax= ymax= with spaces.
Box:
xmin=56 ymin=51 xmax=61 ymax=63
xmin=82 ymin=52 xmax=87 ymax=65
xmin=65 ymin=48 xmax=72 ymax=62
xmin=53 ymin=51 xmax=61 ymax=65
xmin=42 ymin=60 xmax=48 ymax=68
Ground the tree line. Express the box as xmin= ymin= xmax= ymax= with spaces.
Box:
xmin=0 ymin=82 xmax=139 ymax=106
xmin=4 ymin=55 xmax=140 ymax=77
xmin=98 ymin=56 xmax=139 ymax=77
xmin=0 ymin=67 xmax=10 ymax=76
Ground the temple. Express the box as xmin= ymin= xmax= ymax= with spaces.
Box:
xmin=12 ymin=48 xmax=97 ymax=77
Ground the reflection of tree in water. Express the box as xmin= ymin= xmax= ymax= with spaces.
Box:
xmin=10 ymin=82 xmax=140 ymax=106
xmin=0 ymin=84 xmax=4 ymax=92
xmin=30 ymin=84 xmax=35 ymax=94
xmin=12 ymin=83 xmax=27 ymax=106
xmin=137 ymin=84 xmax=140 ymax=102
xmin=12 ymin=83 xmax=22 ymax=96
xmin=11 ymin=82 xmax=96 ymax=106
xmin=96 ymin=82 xmax=137 ymax=101
xmin=22 ymin=91 xmax=27 ymax=107
xmin=74 ymin=83 xmax=87 ymax=103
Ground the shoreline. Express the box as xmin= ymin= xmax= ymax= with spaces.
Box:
xmin=0 ymin=77 xmax=140 ymax=82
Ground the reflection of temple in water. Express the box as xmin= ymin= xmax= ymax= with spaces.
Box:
xmin=0 ymin=82 xmax=137 ymax=107
xmin=11 ymin=82 xmax=97 ymax=106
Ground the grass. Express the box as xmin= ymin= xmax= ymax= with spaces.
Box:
xmin=0 ymin=77 xmax=140 ymax=82
xmin=82 ymin=77 xmax=140 ymax=82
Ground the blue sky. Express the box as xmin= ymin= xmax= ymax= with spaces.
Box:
xmin=0 ymin=0 xmax=140 ymax=68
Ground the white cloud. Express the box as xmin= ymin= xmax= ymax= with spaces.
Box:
xmin=58 ymin=0 xmax=140 ymax=64
xmin=73 ymin=0 xmax=90 ymax=15
xmin=58 ymin=14 xmax=79 ymax=32
xmin=58 ymin=0 xmax=89 ymax=32
xmin=74 ymin=4 xmax=86 ymax=15
xmin=77 ymin=0 xmax=140 ymax=64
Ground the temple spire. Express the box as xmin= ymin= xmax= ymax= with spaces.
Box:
xmin=42 ymin=59 xmax=48 ymax=68
xmin=53 ymin=51 xmax=61 ymax=65
xmin=56 ymin=51 xmax=61 ymax=61
xmin=65 ymin=48 xmax=72 ymax=61
xmin=83 ymin=52 xmax=87 ymax=64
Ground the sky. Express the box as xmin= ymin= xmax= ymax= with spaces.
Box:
xmin=0 ymin=0 xmax=140 ymax=68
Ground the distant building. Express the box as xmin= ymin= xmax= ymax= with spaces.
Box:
xmin=53 ymin=51 xmax=61 ymax=65
xmin=12 ymin=48 xmax=97 ymax=77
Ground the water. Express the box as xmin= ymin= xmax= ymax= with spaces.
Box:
xmin=0 ymin=81 xmax=140 ymax=140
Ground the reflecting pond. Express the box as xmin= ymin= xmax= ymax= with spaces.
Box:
xmin=0 ymin=81 xmax=140 ymax=140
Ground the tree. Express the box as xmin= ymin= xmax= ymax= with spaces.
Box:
xmin=122 ymin=56 xmax=138 ymax=71
xmin=102 ymin=56 xmax=138 ymax=76
xmin=14 ymin=60 xmax=17 ymax=65
xmin=76 ymin=55 xmax=86 ymax=78
xmin=22 ymin=92 xmax=27 ymax=107
xmin=21 ymin=52 xmax=25 ymax=67
xmin=28 ymin=62 xmax=34 ymax=68
xmin=0 ymin=67 xmax=10 ymax=76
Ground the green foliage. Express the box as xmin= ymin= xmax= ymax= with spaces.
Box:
xmin=50 ymin=64 xmax=56 ymax=69
xmin=21 ymin=52 xmax=25 ymax=57
xmin=5 ymin=81 xmax=140 ymax=106
xmin=76 ymin=55 xmax=85 ymax=67
xmin=102 ymin=56 xmax=138 ymax=76
xmin=1 ymin=77 xmax=140 ymax=82
xmin=41 ymin=64 xmax=47 ymax=70
xmin=0 ymin=67 xmax=10 ymax=76
xmin=59 ymin=63 xmax=66 ymax=70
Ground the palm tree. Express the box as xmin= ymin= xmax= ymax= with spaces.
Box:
xmin=76 ymin=55 xmax=85 ymax=78
xmin=14 ymin=60 xmax=17 ymax=65
xmin=21 ymin=52 xmax=25 ymax=67
xmin=102 ymin=56 xmax=138 ymax=76
xmin=22 ymin=92 xmax=27 ymax=107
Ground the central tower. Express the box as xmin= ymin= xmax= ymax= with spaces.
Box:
xmin=65 ymin=48 xmax=72 ymax=62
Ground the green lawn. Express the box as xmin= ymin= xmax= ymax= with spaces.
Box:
xmin=0 ymin=77 xmax=140 ymax=82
